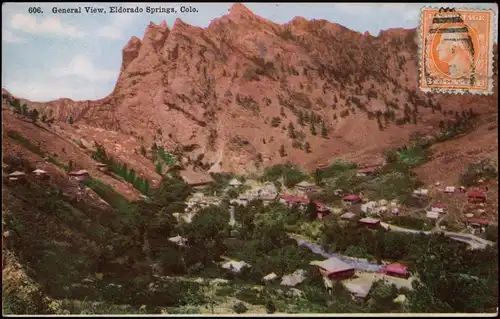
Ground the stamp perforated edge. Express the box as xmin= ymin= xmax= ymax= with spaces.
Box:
xmin=418 ymin=6 xmax=498 ymax=95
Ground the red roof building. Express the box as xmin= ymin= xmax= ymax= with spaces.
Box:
xmin=383 ymin=263 xmax=409 ymax=278
xmin=467 ymin=218 xmax=489 ymax=226
xmin=467 ymin=190 xmax=487 ymax=203
xmin=343 ymin=194 xmax=361 ymax=202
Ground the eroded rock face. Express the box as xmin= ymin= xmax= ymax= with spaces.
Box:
xmin=4 ymin=4 xmax=497 ymax=175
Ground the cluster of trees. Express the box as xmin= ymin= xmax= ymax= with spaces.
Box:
xmin=6 ymin=97 xmax=55 ymax=124
xmin=460 ymin=159 xmax=498 ymax=187
xmin=92 ymin=143 xmax=150 ymax=195
xmin=150 ymin=142 xmax=176 ymax=175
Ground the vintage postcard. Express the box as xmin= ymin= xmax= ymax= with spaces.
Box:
xmin=419 ymin=7 xmax=497 ymax=94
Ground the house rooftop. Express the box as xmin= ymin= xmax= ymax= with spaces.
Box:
xmin=343 ymin=194 xmax=361 ymax=201
xmin=384 ymin=263 xmax=409 ymax=275
xmin=312 ymin=257 xmax=354 ymax=274
xmin=341 ymin=212 xmax=356 ymax=219
xmin=467 ymin=218 xmax=489 ymax=225
xmin=228 ymin=178 xmax=242 ymax=186
xmin=467 ymin=189 xmax=486 ymax=197
xmin=179 ymin=168 xmax=214 ymax=186
xmin=33 ymin=169 xmax=47 ymax=174
xmin=296 ymin=181 xmax=315 ymax=187
xmin=68 ymin=170 xmax=89 ymax=176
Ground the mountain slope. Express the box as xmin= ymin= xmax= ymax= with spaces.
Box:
xmin=2 ymin=3 xmax=498 ymax=179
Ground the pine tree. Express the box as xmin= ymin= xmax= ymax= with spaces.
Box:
xmin=155 ymin=162 xmax=163 ymax=175
xmin=304 ymin=112 xmax=310 ymax=123
xmin=321 ymin=122 xmax=328 ymax=137
xmin=297 ymin=111 xmax=305 ymax=126
xmin=303 ymin=141 xmax=311 ymax=153
xmin=21 ymin=104 xmax=29 ymax=116
xmin=68 ymin=116 xmax=74 ymax=124
xmin=377 ymin=117 xmax=384 ymax=130
xmin=280 ymin=107 xmax=286 ymax=117
xmin=287 ymin=122 xmax=296 ymax=139
xmin=29 ymin=108 xmax=39 ymax=123
xmin=310 ymin=123 xmax=317 ymax=136
xmin=144 ymin=179 xmax=150 ymax=194
xmin=140 ymin=145 xmax=147 ymax=156
xmin=12 ymin=99 xmax=22 ymax=114
xmin=279 ymin=145 xmax=286 ymax=157
xmin=128 ymin=169 xmax=136 ymax=184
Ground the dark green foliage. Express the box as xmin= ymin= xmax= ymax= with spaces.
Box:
xmin=233 ymin=302 xmax=248 ymax=314
xmin=68 ymin=116 xmax=74 ymax=124
xmin=297 ymin=110 xmax=305 ymax=126
xmin=306 ymin=200 xmax=317 ymax=221
xmin=28 ymin=108 xmax=40 ymax=123
xmin=310 ymin=122 xmax=317 ymax=136
xmin=266 ymin=300 xmax=276 ymax=314
xmin=460 ymin=159 xmax=498 ymax=187
xmin=321 ymin=121 xmax=328 ymax=137
xmin=91 ymin=143 xmax=151 ymax=195
xmin=388 ymin=215 xmax=433 ymax=231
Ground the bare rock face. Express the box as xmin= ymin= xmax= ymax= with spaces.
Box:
xmin=5 ymin=3 xmax=498 ymax=176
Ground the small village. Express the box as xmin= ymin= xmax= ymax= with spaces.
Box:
xmin=4 ymin=158 xmax=495 ymax=308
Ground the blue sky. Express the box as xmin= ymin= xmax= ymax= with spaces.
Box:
xmin=2 ymin=2 xmax=498 ymax=101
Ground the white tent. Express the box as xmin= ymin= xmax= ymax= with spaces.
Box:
xmin=8 ymin=171 xmax=25 ymax=177
xmin=344 ymin=281 xmax=373 ymax=299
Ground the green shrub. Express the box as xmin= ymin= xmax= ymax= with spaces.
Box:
xmin=233 ymin=301 xmax=248 ymax=314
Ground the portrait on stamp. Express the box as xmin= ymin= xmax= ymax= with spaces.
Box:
xmin=420 ymin=8 xmax=496 ymax=94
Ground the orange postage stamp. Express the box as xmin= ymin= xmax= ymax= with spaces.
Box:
xmin=419 ymin=7 xmax=497 ymax=94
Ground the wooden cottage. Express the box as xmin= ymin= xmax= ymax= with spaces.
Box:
xmin=179 ymin=168 xmax=214 ymax=190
